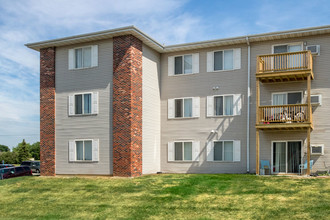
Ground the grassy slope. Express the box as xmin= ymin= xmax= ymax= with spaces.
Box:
xmin=0 ymin=174 xmax=329 ymax=219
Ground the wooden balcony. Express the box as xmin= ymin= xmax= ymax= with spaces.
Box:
xmin=256 ymin=104 xmax=313 ymax=130
xmin=256 ymin=51 xmax=314 ymax=83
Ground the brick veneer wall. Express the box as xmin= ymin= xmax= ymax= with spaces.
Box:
xmin=113 ymin=35 xmax=143 ymax=177
xmin=40 ymin=47 xmax=56 ymax=176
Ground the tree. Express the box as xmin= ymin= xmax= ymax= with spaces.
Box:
xmin=28 ymin=142 xmax=40 ymax=160
xmin=16 ymin=139 xmax=31 ymax=163
xmin=0 ymin=144 xmax=10 ymax=152
xmin=0 ymin=151 xmax=18 ymax=164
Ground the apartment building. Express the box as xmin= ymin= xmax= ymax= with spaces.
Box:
xmin=26 ymin=25 xmax=330 ymax=177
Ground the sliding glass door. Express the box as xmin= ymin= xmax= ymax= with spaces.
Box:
xmin=272 ymin=141 xmax=302 ymax=174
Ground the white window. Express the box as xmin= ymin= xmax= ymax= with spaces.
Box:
xmin=311 ymin=144 xmax=324 ymax=155
xmin=69 ymin=92 xmax=98 ymax=116
xmin=168 ymin=141 xmax=200 ymax=162
xmin=207 ymin=48 xmax=241 ymax=72
xmin=69 ymin=139 xmax=99 ymax=162
xmin=207 ymin=140 xmax=240 ymax=162
xmin=273 ymin=43 xmax=302 ymax=54
xmin=69 ymin=45 xmax=98 ymax=70
xmin=168 ymin=97 xmax=200 ymax=119
xmin=207 ymin=94 xmax=241 ymax=117
xmin=272 ymin=92 xmax=302 ymax=105
xmin=168 ymin=53 xmax=199 ymax=76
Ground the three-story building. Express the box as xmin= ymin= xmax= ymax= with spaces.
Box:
xmin=26 ymin=25 xmax=330 ymax=176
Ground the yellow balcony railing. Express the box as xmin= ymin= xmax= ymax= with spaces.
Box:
xmin=257 ymin=104 xmax=311 ymax=124
xmin=257 ymin=51 xmax=313 ymax=74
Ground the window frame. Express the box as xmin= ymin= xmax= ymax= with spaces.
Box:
xmin=75 ymin=139 xmax=93 ymax=161
xmin=174 ymin=54 xmax=193 ymax=75
xmin=73 ymin=46 xmax=93 ymax=69
xmin=174 ymin=97 xmax=193 ymax=118
xmin=173 ymin=141 xmax=193 ymax=162
xmin=213 ymin=140 xmax=235 ymax=162
xmin=272 ymin=42 xmax=304 ymax=54
xmin=213 ymin=49 xmax=234 ymax=71
xmin=271 ymin=91 xmax=303 ymax=105
xmin=214 ymin=94 xmax=234 ymax=116
xmin=73 ymin=92 xmax=93 ymax=115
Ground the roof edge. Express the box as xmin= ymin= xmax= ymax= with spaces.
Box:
xmin=25 ymin=26 xmax=164 ymax=52
xmin=26 ymin=24 xmax=330 ymax=53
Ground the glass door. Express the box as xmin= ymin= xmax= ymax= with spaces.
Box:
xmin=273 ymin=142 xmax=286 ymax=173
xmin=272 ymin=141 xmax=302 ymax=174
xmin=287 ymin=142 xmax=302 ymax=173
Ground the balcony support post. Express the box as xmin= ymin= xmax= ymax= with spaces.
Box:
xmin=256 ymin=129 xmax=260 ymax=175
xmin=306 ymin=74 xmax=311 ymax=175
xmin=256 ymin=78 xmax=260 ymax=175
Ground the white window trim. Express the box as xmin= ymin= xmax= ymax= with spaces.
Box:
xmin=271 ymin=42 xmax=304 ymax=54
xmin=169 ymin=140 xmax=198 ymax=162
xmin=270 ymin=140 xmax=303 ymax=174
xmin=271 ymin=91 xmax=303 ymax=105
xmin=74 ymin=139 xmax=93 ymax=162
xmin=214 ymin=94 xmax=235 ymax=116
xmin=311 ymin=144 xmax=324 ymax=155
xmin=213 ymin=49 xmax=234 ymax=72
xmin=173 ymin=97 xmax=196 ymax=119
xmin=212 ymin=140 xmax=234 ymax=162
xmin=172 ymin=54 xmax=196 ymax=76
xmin=207 ymin=48 xmax=240 ymax=72
xmin=69 ymin=92 xmax=98 ymax=116
xmin=207 ymin=140 xmax=240 ymax=163
xmin=73 ymin=92 xmax=93 ymax=116
xmin=69 ymin=45 xmax=98 ymax=70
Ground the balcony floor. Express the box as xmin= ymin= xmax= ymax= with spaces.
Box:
xmin=256 ymin=69 xmax=314 ymax=83
xmin=256 ymin=122 xmax=313 ymax=130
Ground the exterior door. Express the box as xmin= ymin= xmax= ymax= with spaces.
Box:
xmin=272 ymin=141 xmax=302 ymax=173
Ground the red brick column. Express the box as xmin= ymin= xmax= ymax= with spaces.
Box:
xmin=113 ymin=35 xmax=143 ymax=177
xmin=40 ymin=47 xmax=56 ymax=176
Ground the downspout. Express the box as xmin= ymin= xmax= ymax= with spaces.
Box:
xmin=246 ymin=37 xmax=251 ymax=173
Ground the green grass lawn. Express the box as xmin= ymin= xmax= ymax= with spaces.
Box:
xmin=0 ymin=174 xmax=329 ymax=219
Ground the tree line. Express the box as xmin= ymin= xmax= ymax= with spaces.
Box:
xmin=0 ymin=139 xmax=40 ymax=164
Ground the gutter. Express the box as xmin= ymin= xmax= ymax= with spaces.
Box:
xmin=246 ymin=37 xmax=250 ymax=173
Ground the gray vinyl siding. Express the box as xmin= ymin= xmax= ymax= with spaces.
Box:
xmin=249 ymin=33 xmax=330 ymax=173
xmin=142 ymin=44 xmax=161 ymax=174
xmin=55 ymin=39 xmax=113 ymax=175
xmin=160 ymin=45 xmax=248 ymax=173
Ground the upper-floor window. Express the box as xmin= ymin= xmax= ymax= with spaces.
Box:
xmin=75 ymin=93 xmax=92 ymax=115
xmin=272 ymin=91 xmax=302 ymax=105
xmin=175 ymin=98 xmax=192 ymax=118
xmin=69 ymin=45 xmax=98 ymax=70
xmin=168 ymin=97 xmax=200 ymax=119
xmin=175 ymin=55 xmax=192 ymax=75
xmin=75 ymin=47 xmax=91 ymax=68
xmin=168 ymin=53 xmax=199 ymax=76
xmin=207 ymin=94 xmax=242 ymax=117
xmin=68 ymin=92 xmax=98 ymax=116
xmin=214 ymin=50 xmax=233 ymax=71
xmin=207 ymin=48 xmax=241 ymax=72
xmin=214 ymin=95 xmax=233 ymax=116
xmin=273 ymin=43 xmax=302 ymax=54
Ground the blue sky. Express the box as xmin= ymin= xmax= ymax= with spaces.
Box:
xmin=0 ymin=0 xmax=329 ymax=148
